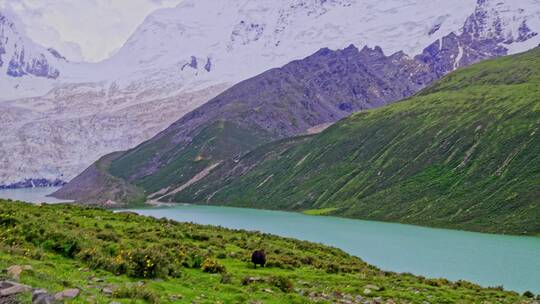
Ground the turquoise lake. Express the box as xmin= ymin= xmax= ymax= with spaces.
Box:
xmin=1 ymin=187 xmax=539 ymax=294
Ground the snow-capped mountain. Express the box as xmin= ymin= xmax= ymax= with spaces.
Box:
xmin=0 ymin=12 xmax=69 ymax=100
xmin=1 ymin=0 xmax=540 ymax=187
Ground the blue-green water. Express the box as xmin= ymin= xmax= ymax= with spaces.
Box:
xmin=1 ymin=188 xmax=538 ymax=293
xmin=129 ymin=204 xmax=540 ymax=294
xmin=0 ymin=187 xmax=71 ymax=203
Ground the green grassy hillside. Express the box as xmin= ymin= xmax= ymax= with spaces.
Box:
xmin=55 ymin=45 xmax=439 ymax=207
xmin=0 ymin=200 xmax=535 ymax=303
xmin=175 ymin=48 xmax=540 ymax=235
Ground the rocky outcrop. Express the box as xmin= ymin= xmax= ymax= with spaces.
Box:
xmin=416 ymin=0 xmax=539 ymax=76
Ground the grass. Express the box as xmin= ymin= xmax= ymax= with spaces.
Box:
xmin=302 ymin=208 xmax=339 ymax=216
xmin=0 ymin=200 xmax=535 ymax=303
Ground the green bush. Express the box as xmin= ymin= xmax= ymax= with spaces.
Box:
xmin=220 ymin=273 xmax=232 ymax=284
xmin=96 ymin=231 xmax=119 ymax=242
xmin=270 ymin=276 xmax=293 ymax=293
xmin=0 ymin=214 xmax=18 ymax=227
xmin=190 ymin=255 xmax=204 ymax=268
xmin=523 ymin=291 xmax=535 ymax=298
xmin=42 ymin=232 xmax=81 ymax=258
xmin=128 ymin=248 xmax=168 ymax=278
xmin=201 ymin=258 xmax=226 ymax=274
xmin=113 ymin=286 xmax=160 ymax=304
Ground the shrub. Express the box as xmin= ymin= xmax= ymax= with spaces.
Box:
xmin=220 ymin=273 xmax=232 ymax=284
xmin=42 ymin=232 xmax=81 ymax=258
xmin=127 ymin=248 xmax=169 ymax=278
xmin=523 ymin=290 xmax=535 ymax=298
xmin=96 ymin=231 xmax=119 ymax=242
xmin=113 ymin=286 xmax=160 ymax=304
xmin=190 ymin=255 xmax=204 ymax=268
xmin=326 ymin=263 xmax=340 ymax=274
xmin=0 ymin=214 xmax=18 ymax=227
xmin=201 ymin=258 xmax=226 ymax=274
xmin=270 ymin=276 xmax=293 ymax=293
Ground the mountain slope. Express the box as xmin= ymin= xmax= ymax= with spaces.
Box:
xmin=3 ymin=0 xmax=540 ymax=187
xmin=168 ymin=47 xmax=540 ymax=235
xmin=54 ymin=45 xmax=441 ymax=204
xmin=0 ymin=11 xmax=67 ymax=100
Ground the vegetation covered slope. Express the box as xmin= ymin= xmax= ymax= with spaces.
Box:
xmin=54 ymin=45 xmax=440 ymax=205
xmin=0 ymin=200 xmax=536 ymax=303
xmin=174 ymin=47 xmax=540 ymax=235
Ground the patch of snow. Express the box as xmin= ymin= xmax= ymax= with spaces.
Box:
xmin=454 ymin=45 xmax=464 ymax=70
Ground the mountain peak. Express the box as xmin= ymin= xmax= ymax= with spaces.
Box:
xmin=0 ymin=10 xmax=62 ymax=80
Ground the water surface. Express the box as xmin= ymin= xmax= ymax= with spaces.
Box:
xmin=0 ymin=187 xmax=71 ymax=203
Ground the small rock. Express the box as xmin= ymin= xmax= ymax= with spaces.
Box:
xmin=6 ymin=265 xmax=32 ymax=281
xmin=54 ymin=288 xmax=80 ymax=300
xmin=242 ymin=277 xmax=263 ymax=285
xmin=32 ymin=290 xmax=55 ymax=304
xmin=263 ymin=288 xmax=274 ymax=293
xmin=365 ymin=284 xmax=380 ymax=291
xmin=33 ymin=289 xmax=48 ymax=295
xmin=373 ymin=297 xmax=383 ymax=304
xmin=101 ymin=287 xmax=114 ymax=295
xmin=0 ymin=282 xmax=32 ymax=296
xmin=363 ymin=288 xmax=372 ymax=295
xmin=92 ymin=278 xmax=105 ymax=283
xmin=169 ymin=294 xmax=183 ymax=301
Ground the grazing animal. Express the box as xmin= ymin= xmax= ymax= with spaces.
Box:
xmin=251 ymin=250 xmax=266 ymax=268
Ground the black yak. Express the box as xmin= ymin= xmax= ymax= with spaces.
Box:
xmin=251 ymin=250 xmax=266 ymax=268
